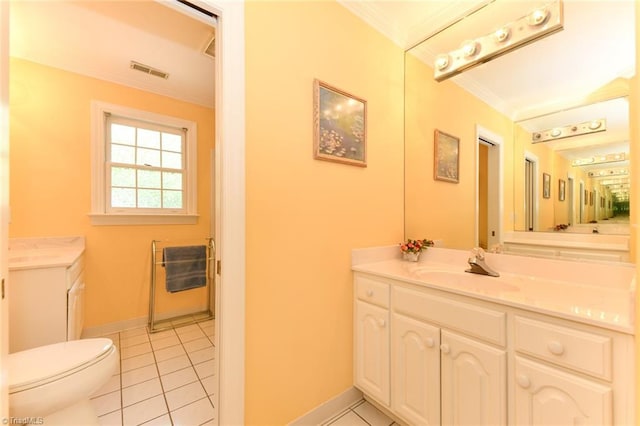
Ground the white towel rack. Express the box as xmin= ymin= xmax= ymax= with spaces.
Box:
xmin=148 ymin=238 xmax=215 ymax=333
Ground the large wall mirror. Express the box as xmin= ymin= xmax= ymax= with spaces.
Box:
xmin=404 ymin=0 xmax=635 ymax=261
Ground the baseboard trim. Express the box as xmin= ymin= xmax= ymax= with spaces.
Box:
xmin=288 ymin=386 xmax=363 ymax=426
xmin=82 ymin=316 xmax=148 ymax=338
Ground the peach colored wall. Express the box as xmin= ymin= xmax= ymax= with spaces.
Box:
xmin=404 ymin=53 xmax=514 ymax=249
xmin=9 ymin=59 xmax=214 ymax=327
xmin=245 ymin=1 xmax=404 ymax=424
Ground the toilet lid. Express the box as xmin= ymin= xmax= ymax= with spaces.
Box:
xmin=9 ymin=338 xmax=115 ymax=393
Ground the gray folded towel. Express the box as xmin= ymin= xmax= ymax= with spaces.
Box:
xmin=162 ymin=245 xmax=207 ymax=293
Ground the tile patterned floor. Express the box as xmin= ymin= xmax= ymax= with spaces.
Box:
xmin=321 ymin=399 xmax=397 ymax=426
xmin=89 ymin=320 xmax=217 ymax=426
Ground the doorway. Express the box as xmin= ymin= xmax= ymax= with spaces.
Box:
xmin=475 ymin=126 xmax=503 ymax=249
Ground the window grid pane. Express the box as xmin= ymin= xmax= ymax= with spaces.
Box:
xmin=108 ymin=118 xmax=185 ymax=211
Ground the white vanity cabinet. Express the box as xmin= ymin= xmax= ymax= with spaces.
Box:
xmin=354 ymin=276 xmax=390 ymax=405
xmin=389 ymin=283 xmax=506 ymax=425
xmin=353 ymin=271 xmax=635 ymax=425
xmin=513 ymin=316 xmax=615 ymax=425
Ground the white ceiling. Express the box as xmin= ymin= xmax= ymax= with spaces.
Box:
xmin=10 ymin=1 xmax=216 ymax=107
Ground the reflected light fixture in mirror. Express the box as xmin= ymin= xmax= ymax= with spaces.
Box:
xmin=434 ymin=0 xmax=564 ymax=82
xmin=532 ymin=118 xmax=607 ymax=143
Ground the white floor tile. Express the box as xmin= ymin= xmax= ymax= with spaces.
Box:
xmin=150 ymin=334 xmax=181 ymax=350
xmin=170 ymin=397 xmax=215 ymax=426
xmin=98 ymin=409 xmax=123 ymax=426
xmin=174 ymin=323 xmax=200 ymax=335
xmin=122 ymin=378 xmax=163 ymax=408
xmin=120 ymin=333 xmax=150 ymax=348
xmin=122 ymin=394 xmax=168 ymax=426
xmin=121 ymin=352 xmax=155 ymax=373
xmin=165 ymin=381 xmax=207 ymax=411
xmin=148 ymin=328 xmax=176 ymax=341
xmin=140 ymin=414 xmax=172 ymax=425
xmin=153 ymin=344 xmax=186 ymax=362
xmin=120 ymin=341 xmax=152 ymax=360
xmin=353 ymin=401 xmax=394 ymax=426
xmin=120 ymin=327 xmax=147 ymax=339
xmin=200 ymin=375 xmax=216 ymax=396
xmin=194 ymin=359 xmax=215 ymax=379
xmin=177 ymin=328 xmax=206 ymax=343
xmin=160 ymin=366 xmax=199 ymax=391
xmin=156 ymin=354 xmax=191 ymax=376
xmin=327 ymin=410 xmax=369 ymax=426
xmin=91 ymin=374 xmax=121 ymax=398
xmin=187 ymin=346 xmax=215 ymax=365
xmin=183 ymin=337 xmax=212 ymax=353
xmin=121 ymin=364 xmax=158 ymax=388
xmin=90 ymin=390 xmax=121 ymax=417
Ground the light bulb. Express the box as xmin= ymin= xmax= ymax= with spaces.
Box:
xmin=550 ymin=128 xmax=562 ymax=137
xmin=527 ymin=7 xmax=549 ymax=26
xmin=435 ymin=54 xmax=450 ymax=71
xmin=494 ymin=27 xmax=510 ymax=43
xmin=588 ymin=120 xmax=602 ymax=130
xmin=461 ymin=40 xmax=479 ymax=58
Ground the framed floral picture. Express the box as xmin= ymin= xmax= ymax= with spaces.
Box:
xmin=558 ymin=179 xmax=565 ymax=201
xmin=434 ymin=130 xmax=459 ymax=183
xmin=543 ymin=173 xmax=551 ymax=198
xmin=313 ymin=79 xmax=366 ymax=167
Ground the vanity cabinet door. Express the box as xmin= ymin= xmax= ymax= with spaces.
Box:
xmin=355 ymin=300 xmax=390 ymax=405
xmin=441 ymin=330 xmax=507 ymax=426
xmin=514 ymin=356 xmax=612 ymax=425
xmin=391 ymin=313 xmax=440 ymax=426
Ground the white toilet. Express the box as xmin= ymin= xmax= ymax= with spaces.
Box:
xmin=8 ymin=338 xmax=118 ymax=426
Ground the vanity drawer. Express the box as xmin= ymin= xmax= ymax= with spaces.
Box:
xmin=355 ymin=275 xmax=389 ymax=308
xmin=393 ymin=286 xmax=505 ymax=346
xmin=514 ymin=316 xmax=612 ymax=380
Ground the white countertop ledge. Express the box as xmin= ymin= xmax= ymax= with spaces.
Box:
xmin=9 ymin=236 xmax=85 ymax=270
xmin=352 ymin=246 xmax=636 ymax=334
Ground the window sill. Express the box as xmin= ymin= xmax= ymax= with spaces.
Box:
xmin=89 ymin=213 xmax=199 ymax=226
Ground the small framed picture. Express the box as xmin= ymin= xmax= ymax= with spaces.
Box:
xmin=558 ymin=179 xmax=565 ymax=201
xmin=434 ymin=130 xmax=460 ymax=183
xmin=584 ymin=189 xmax=588 ymax=205
xmin=313 ymin=79 xmax=367 ymax=167
xmin=543 ymin=173 xmax=551 ymax=198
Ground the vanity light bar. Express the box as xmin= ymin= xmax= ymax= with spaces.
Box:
xmin=587 ymin=168 xmax=628 ymax=178
xmin=571 ymin=152 xmax=626 ymax=167
xmin=434 ymin=0 xmax=564 ymax=82
xmin=532 ymin=118 xmax=606 ymax=143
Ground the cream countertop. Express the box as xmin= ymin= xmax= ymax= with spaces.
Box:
xmin=8 ymin=236 xmax=85 ymax=270
xmin=352 ymin=246 xmax=636 ymax=334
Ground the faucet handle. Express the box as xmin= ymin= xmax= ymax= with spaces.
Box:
xmin=471 ymin=247 xmax=486 ymax=260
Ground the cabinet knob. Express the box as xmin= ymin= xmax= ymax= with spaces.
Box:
xmin=547 ymin=340 xmax=565 ymax=356
xmin=378 ymin=318 xmax=386 ymax=328
xmin=366 ymin=289 xmax=374 ymax=297
xmin=440 ymin=343 xmax=450 ymax=354
xmin=517 ymin=374 xmax=531 ymax=389
xmin=425 ymin=338 xmax=435 ymax=348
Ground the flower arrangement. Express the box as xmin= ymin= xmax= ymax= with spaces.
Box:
xmin=554 ymin=224 xmax=569 ymax=231
xmin=400 ymin=238 xmax=434 ymax=254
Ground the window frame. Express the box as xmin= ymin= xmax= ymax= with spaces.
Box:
xmin=90 ymin=101 xmax=198 ymax=225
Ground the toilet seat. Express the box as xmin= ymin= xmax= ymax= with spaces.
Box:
xmin=9 ymin=338 xmax=116 ymax=393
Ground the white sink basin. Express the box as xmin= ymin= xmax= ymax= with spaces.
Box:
xmin=412 ymin=268 xmax=520 ymax=293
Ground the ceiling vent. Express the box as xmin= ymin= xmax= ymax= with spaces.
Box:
xmin=130 ymin=61 xmax=169 ymax=79
xmin=204 ymin=36 xmax=215 ymax=59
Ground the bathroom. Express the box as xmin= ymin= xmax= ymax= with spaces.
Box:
xmin=0 ymin=1 xmax=639 ymax=425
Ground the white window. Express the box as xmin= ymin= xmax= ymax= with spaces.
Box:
xmin=90 ymin=101 xmax=198 ymax=225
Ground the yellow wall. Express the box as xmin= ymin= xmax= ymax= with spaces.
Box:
xmin=245 ymin=1 xmax=404 ymax=423
xmin=633 ymin=0 xmax=640 ymax=412
xmin=404 ymin=53 xmax=514 ymax=248
xmin=9 ymin=58 xmax=215 ymax=327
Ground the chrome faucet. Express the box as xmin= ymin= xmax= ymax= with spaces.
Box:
xmin=465 ymin=247 xmax=500 ymax=277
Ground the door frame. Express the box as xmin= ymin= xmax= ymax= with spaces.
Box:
xmin=475 ymin=125 xmax=503 ymax=249
xmin=201 ymin=1 xmax=246 ymax=424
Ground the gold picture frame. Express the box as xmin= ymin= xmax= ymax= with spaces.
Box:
xmin=313 ymin=79 xmax=367 ymax=167
xmin=558 ymin=179 xmax=565 ymax=201
xmin=434 ymin=130 xmax=459 ymax=183
xmin=543 ymin=173 xmax=551 ymax=198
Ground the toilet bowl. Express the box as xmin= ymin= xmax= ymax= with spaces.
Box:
xmin=9 ymin=338 xmax=118 ymax=426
